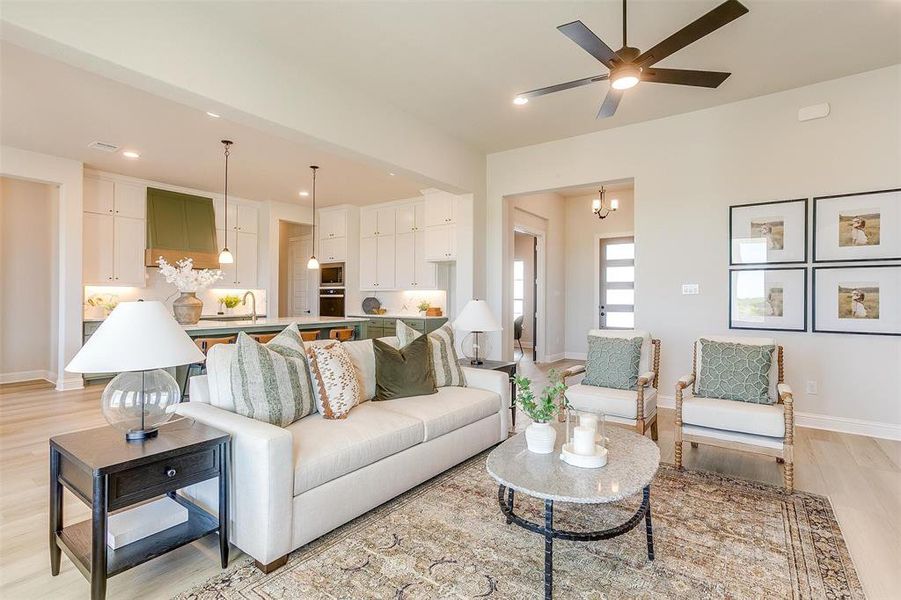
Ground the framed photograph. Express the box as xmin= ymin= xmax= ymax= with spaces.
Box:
xmin=813 ymin=188 xmax=901 ymax=262
xmin=812 ymin=265 xmax=901 ymax=336
xmin=730 ymin=198 xmax=807 ymax=265
xmin=729 ymin=268 xmax=807 ymax=332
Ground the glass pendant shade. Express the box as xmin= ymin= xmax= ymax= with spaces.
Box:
xmin=219 ymin=247 xmax=234 ymax=264
xmin=610 ymin=198 xmax=619 ymax=211
xmin=101 ymin=370 xmax=181 ymax=438
xmin=307 ymin=255 xmax=320 ymax=270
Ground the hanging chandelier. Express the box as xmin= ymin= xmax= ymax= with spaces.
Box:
xmin=592 ymin=186 xmax=619 ymax=220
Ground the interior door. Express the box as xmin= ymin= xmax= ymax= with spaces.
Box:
xmin=532 ymin=236 xmax=538 ymax=361
xmin=599 ymin=237 xmax=636 ymax=329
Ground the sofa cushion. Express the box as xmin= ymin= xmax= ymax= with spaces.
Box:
xmin=288 ymin=402 xmax=425 ymax=495
xmin=205 ymin=343 xmax=237 ymax=412
xmin=374 ymin=336 xmax=437 ymax=401
xmin=376 ymin=386 xmax=500 ymax=442
xmin=696 ymin=338 xmax=775 ymax=404
xmin=229 ymin=329 xmax=316 ymax=427
xmin=681 ymin=396 xmax=785 ymax=438
xmin=565 ymin=384 xmax=657 ymax=421
xmin=583 ymin=335 xmax=643 ymax=390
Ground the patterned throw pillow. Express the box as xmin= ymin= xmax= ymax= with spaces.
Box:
xmin=229 ymin=325 xmax=316 ymax=426
xmin=696 ymin=339 xmax=775 ymax=404
xmin=396 ymin=321 xmax=466 ymax=388
xmin=583 ymin=335 xmax=643 ymax=390
xmin=307 ymin=340 xmax=363 ymax=419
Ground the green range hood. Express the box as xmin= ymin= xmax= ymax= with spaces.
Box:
xmin=144 ymin=187 xmax=219 ymax=269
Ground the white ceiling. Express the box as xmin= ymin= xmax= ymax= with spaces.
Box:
xmin=0 ymin=43 xmax=425 ymax=206
xmin=210 ymin=0 xmax=901 ymax=152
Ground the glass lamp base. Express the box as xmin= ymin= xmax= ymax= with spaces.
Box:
xmin=125 ymin=427 xmax=159 ymax=442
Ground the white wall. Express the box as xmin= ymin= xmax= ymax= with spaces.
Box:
xmin=564 ymin=188 xmax=635 ymax=356
xmin=487 ymin=65 xmax=901 ymax=437
xmin=0 ymin=177 xmax=58 ymax=382
xmin=508 ymin=193 xmax=566 ymax=361
xmin=513 ymin=232 xmax=535 ymax=347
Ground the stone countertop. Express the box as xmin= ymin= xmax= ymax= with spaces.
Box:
xmin=486 ymin=423 xmax=660 ymax=504
xmin=349 ymin=313 xmax=449 ymax=320
xmin=84 ymin=316 xmax=366 ymax=330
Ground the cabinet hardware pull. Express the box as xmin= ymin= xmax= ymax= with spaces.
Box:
xmin=166 ymin=468 xmax=177 ymax=478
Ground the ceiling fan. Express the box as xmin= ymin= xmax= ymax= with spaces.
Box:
xmin=514 ymin=0 xmax=749 ymax=118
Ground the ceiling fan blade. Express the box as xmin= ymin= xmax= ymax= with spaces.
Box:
xmin=642 ymin=68 xmax=731 ymax=88
xmin=558 ymin=20 xmax=618 ymax=69
xmin=635 ymin=0 xmax=749 ymax=68
xmin=597 ymin=88 xmax=623 ymax=119
xmin=517 ymin=74 xmax=610 ymax=100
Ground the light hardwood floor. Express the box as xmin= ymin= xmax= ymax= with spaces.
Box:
xmin=2 ymin=367 xmax=899 ymax=599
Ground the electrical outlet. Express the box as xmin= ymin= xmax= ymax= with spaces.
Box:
xmin=682 ymin=284 xmax=700 ymax=295
xmin=806 ymin=380 xmax=818 ymax=395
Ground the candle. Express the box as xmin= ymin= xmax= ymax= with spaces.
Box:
xmin=572 ymin=426 xmax=596 ymax=456
xmin=579 ymin=414 xmax=598 ymax=435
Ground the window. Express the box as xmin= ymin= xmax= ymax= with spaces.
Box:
xmin=513 ymin=260 xmax=525 ymax=318
xmin=600 ymin=238 xmax=635 ymax=329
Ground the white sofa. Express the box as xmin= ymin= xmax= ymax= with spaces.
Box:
xmin=174 ymin=336 xmax=510 ymax=571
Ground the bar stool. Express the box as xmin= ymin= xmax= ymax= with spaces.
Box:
xmin=300 ymin=330 xmax=321 ymax=342
xmin=252 ymin=332 xmax=278 ymax=344
xmin=180 ymin=335 xmax=236 ymax=401
xmin=329 ymin=328 xmax=355 ymax=342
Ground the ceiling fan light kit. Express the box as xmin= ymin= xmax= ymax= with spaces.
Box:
xmin=515 ymin=0 xmax=749 ymax=118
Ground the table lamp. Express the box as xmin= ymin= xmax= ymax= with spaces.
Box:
xmin=455 ymin=299 xmax=502 ymax=365
xmin=66 ymin=301 xmax=205 ymax=441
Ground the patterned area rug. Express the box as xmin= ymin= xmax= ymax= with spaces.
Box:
xmin=176 ymin=455 xmax=863 ymax=599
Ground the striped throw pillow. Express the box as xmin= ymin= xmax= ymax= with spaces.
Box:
xmin=396 ymin=321 xmax=466 ymax=388
xmin=229 ymin=325 xmax=316 ymax=426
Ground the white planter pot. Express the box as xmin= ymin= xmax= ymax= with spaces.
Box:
xmin=525 ymin=421 xmax=557 ymax=454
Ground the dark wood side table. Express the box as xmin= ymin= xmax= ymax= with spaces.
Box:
xmin=49 ymin=421 xmax=230 ymax=600
xmin=459 ymin=358 xmax=518 ymax=429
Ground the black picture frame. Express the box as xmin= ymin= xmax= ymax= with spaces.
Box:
xmin=813 ymin=188 xmax=901 ymax=263
xmin=728 ymin=267 xmax=808 ymax=332
xmin=729 ymin=198 xmax=808 ymax=266
xmin=812 ymin=264 xmax=901 ymax=336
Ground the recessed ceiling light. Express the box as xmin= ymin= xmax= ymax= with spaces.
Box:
xmin=122 ymin=151 xmax=140 ymax=159
xmin=389 ymin=172 xmax=396 ymax=176
xmin=206 ymin=111 xmax=221 ymax=118
xmin=299 ymin=191 xmax=310 ymax=197
xmin=513 ymin=96 xmax=529 ymax=105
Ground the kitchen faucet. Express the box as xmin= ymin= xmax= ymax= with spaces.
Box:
xmin=242 ymin=291 xmax=258 ymax=324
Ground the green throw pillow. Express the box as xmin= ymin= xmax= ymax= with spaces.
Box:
xmin=696 ymin=339 xmax=775 ymax=404
xmin=583 ymin=335 xmax=643 ymax=390
xmin=230 ymin=325 xmax=317 ymax=426
xmin=373 ymin=335 xmax=437 ymax=401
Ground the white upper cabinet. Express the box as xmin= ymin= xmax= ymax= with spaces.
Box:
xmin=114 ymin=182 xmax=146 ymax=219
xmin=361 ymin=206 xmax=396 ymax=238
xmin=113 ymin=216 xmax=147 ymax=285
xmin=235 ymin=231 xmax=258 ymax=287
xmin=236 ymin=205 xmax=258 ymax=233
xmin=424 ymin=224 xmax=456 ymax=262
xmin=83 ymin=213 xmax=115 ymax=284
xmin=214 ymin=202 xmax=236 ymax=230
xmin=396 ymin=231 xmax=436 ymax=289
xmin=424 ymin=193 xmax=457 ymax=227
xmin=414 ymin=230 xmax=437 ymax=288
xmin=83 ymin=178 xmax=114 ymax=215
xmin=359 ymin=235 xmax=395 ymax=289
xmin=216 ymin=229 xmax=237 ymax=285
xmin=319 ymin=208 xmax=347 ymax=240
xmin=395 ymin=202 xmax=425 ymax=233
xmin=319 ymin=236 xmax=346 ymax=263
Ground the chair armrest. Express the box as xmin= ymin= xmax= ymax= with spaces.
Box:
xmin=562 ymin=365 xmax=586 ymax=382
xmin=676 ymin=374 xmax=695 ymax=390
xmin=461 ymin=367 xmax=510 ymax=441
xmin=174 ymin=402 xmax=294 ymax=565
xmin=636 ymin=371 xmax=656 ymax=388
xmin=778 ymin=383 xmax=793 ymax=403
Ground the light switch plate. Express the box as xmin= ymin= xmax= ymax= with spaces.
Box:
xmin=806 ymin=380 xmax=818 ymax=395
xmin=682 ymin=284 xmax=700 ymax=295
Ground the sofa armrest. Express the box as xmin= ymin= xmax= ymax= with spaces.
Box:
xmin=636 ymin=371 xmax=656 ymax=388
xmin=461 ymin=367 xmax=510 ymax=440
xmin=188 ymin=374 xmax=211 ymax=404
xmin=174 ymin=402 xmax=294 ymax=565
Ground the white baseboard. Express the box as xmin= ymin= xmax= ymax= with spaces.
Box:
xmin=0 ymin=369 xmax=55 ymax=384
xmin=543 ymin=352 xmax=566 ymax=363
xmin=656 ymin=394 xmax=901 ymax=441
xmin=564 ymin=352 xmax=587 ymax=361
xmin=56 ymin=374 xmax=85 ymax=391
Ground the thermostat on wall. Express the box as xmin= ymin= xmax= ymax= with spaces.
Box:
xmin=682 ymin=284 xmax=700 ymax=295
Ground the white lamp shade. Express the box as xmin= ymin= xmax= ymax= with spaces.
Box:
xmin=455 ymin=299 xmax=502 ymax=332
xmin=67 ymin=301 xmax=205 ymax=373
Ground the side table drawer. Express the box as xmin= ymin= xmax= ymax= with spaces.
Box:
xmin=108 ymin=447 xmax=220 ymax=510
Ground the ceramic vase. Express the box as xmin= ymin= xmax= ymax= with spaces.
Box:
xmin=525 ymin=421 xmax=556 ymax=454
xmin=173 ymin=292 xmax=203 ymax=325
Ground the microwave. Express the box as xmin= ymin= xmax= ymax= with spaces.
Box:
xmin=320 ymin=263 xmax=345 ymax=287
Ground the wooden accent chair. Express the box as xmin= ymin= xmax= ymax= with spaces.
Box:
xmin=560 ymin=330 xmax=661 ymax=440
xmin=329 ymin=328 xmax=355 ymax=342
xmin=675 ymin=336 xmax=794 ymax=492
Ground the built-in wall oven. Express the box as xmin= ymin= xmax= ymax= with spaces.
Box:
xmin=319 ymin=287 xmax=345 ymax=317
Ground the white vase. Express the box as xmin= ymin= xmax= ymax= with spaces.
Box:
xmin=525 ymin=421 xmax=557 ymax=454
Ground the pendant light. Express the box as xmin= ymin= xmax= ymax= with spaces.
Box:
xmin=307 ymin=165 xmax=320 ymax=270
xmin=591 ymin=186 xmax=619 ymax=220
xmin=218 ymin=140 xmax=234 ymax=264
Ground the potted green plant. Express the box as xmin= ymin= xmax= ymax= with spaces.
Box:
xmin=513 ymin=369 xmax=567 ymax=453
xmin=417 ymin=300 xmax=431 ymax=316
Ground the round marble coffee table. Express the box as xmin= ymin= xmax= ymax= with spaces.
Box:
xmin=486 ymin=422 xmax=660 ymax=600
